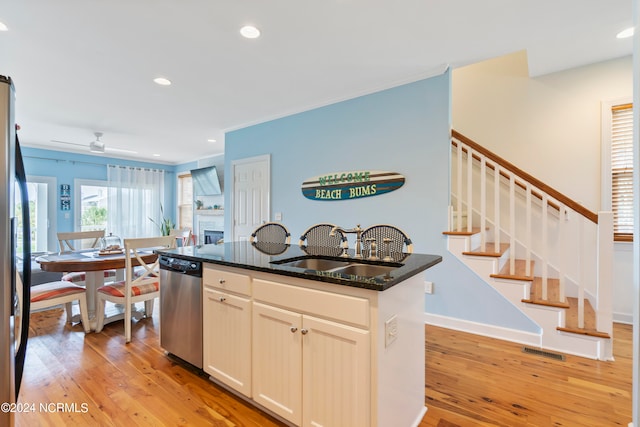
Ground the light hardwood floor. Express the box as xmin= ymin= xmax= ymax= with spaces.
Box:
xmin=17 ymin=306 xmax=632 ymax=426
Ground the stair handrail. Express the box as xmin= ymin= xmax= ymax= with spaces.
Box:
xmin=452 ymin=130 xmax=598 ymax=224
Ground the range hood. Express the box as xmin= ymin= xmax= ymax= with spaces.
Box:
xmin=191 ymin=166 xmax=222 ymax=196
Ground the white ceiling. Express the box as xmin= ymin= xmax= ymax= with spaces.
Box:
xmin=0 ymin=0 xmax=633 ymax=165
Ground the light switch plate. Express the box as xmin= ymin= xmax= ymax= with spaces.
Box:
xmin=425 ymin=281 xmax=434 ymax=294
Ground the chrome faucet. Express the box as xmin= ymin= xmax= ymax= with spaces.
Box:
xmin=365 ymin=238 xmax=378 ymax=260
xmin=330 ymin=224 xmax=363 ymax=258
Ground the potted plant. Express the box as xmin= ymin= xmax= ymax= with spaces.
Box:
xmin=149 ymin=204 xmax=175 ymax=236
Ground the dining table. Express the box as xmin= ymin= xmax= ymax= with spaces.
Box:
xmin=36 ymin=249 xmax=158 ymax=330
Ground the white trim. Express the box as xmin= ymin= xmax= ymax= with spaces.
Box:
xmin=409 ymin=406 xmax=428 ymax=427
xmin=424 ymin=312 xmax=542 ymax=348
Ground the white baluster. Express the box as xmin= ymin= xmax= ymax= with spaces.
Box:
xmin=525 ymin=184 xmax=532 ymax=277
xmin=456 ymin=141 xmax=462 ymax=232
xmin=509 ymin=175 xmax=515 ymax=273
xmin=578 ymin=215 xmax=585 ymax=329
xmin=480 ymin=156 xmax=486 ymax=251
xmin=466 ymin=146 xmax=473 ymax=233
xmin=494 ymin=164 xmax=500 ymax=253
xmin=541 ymin=195 xmax=548 ymax=301
xmin=558 ymin=206 xmax=565 ymax=302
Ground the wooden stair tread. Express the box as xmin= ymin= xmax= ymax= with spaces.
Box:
xmin=521 ymin=277 xmax=569 ymax=308
xmin=462 ymin=242 xmax=510 ymax=257
xmin=556 ymin=326 xmax=611 ymax=339
xmin=490 ymin=259 xmax=535 ymax=281
xmin=559 ymin=297 xmax=611 ymax=339
xmin=442 ymin=227 xmax=481 ymax=236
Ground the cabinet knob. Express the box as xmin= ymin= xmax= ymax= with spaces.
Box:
xmin=300 ymin=328 xmax=308 ymax=335
xmin=219 ymin=296 xmax=226 ymax=302
xmin=290 ymin=326 xmax=298 ymax=333
xmin=219 ymin=278 xmax=226 ymax=284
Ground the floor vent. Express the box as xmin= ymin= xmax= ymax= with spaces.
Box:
xmin=522 ymin=346 xmax=565 ymax=361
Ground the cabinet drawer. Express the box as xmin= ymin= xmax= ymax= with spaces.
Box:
xmin=203 ymin=265 xmax=251 ymax=296
xmin=253 ymin=279 xmax=369 ymax=328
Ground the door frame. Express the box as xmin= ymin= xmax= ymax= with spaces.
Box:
xmin=230 ymin=154 xmax=271 ymax=242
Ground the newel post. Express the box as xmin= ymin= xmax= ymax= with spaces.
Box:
xmin=596 ymin=211 xmax=614 ymax=336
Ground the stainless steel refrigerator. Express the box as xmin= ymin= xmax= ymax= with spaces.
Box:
xmin=1 ymin=75 xmax=31 ymax=426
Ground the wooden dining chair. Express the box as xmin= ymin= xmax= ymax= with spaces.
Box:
xmin=94 ymin=235 xmax=176 ymax=343
xmin=57 ymin=230 xmax=117 ymax=285
xmin=57 ymin=230 xmax=105 ymax=251
xmin=170 ymin=227 xmax=193 ymax=247
xmin=249 ymin=222 xmax=291 ymax=244
xmin=298 ymin=223 xmax=347 ymax=248
xmin=30 ymin=280 xmax=91 ymax=333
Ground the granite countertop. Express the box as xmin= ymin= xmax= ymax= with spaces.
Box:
xmin=156 ymin=241 xmax=441 ymax=291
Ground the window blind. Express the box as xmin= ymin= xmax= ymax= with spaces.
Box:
xmin=611 ymin=103 xmax=633 ymax=239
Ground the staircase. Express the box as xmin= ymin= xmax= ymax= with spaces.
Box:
xmin=444 ymin=130 xmax=613 ymax=360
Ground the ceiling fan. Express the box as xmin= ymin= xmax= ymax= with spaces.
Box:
xmin=51 ymin=132 xmax=137 ymax=154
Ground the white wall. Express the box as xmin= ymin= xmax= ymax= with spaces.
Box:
xmin=452 ymin=51 xmax=634 ymax=323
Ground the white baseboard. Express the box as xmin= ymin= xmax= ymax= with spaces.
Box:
xmin=424 ymin=312 xmax=541 ymax=348
xmin=411 ymin=406 xmax=427 ymax=427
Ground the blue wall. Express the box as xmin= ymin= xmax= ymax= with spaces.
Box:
xmin=21 ymin=147 xmax=177 ymax=235
xmin=224 ymin=72 xmax=539 ymax=333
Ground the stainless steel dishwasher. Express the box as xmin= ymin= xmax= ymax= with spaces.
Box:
xmin=159 ymin=255 xmax=203 ymax=368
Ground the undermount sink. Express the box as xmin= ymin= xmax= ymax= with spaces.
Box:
xmin=271 ymin=255 xmax=402 ymax=278
xmin=331 ymin=263 xmax=397 ymax=277
xmin=273 ymin=257 xmax=352 ymax=270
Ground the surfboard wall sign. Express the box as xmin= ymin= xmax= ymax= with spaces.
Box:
xmin=301 ymin=170 xmax=405 ymax=201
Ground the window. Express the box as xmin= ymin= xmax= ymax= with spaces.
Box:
xmin=178 ymin=173 xmax=193 ymax=230
xmin=610 ymin=102 xmax=633 ymax=241
xmin=75 ymin=180 xmax=108 ymax=233
xmin=107 ymin=165 xmax=165 ymax=238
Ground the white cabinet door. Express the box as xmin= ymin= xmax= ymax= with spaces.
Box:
xmin=252 ymin=302 xmax=302 ymax=425
xmin=302 ymin=315 xmax=370 ymax=427
xmin=203 ymin=287 xmax=252 ymax=396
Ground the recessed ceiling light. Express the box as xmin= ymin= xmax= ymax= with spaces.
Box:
xmin=0 ymin=22 xmax=8 ymax=31
xmin=240 ymin=25 xmax=260 ymax=39
xmin=207 ymin=138 xmax=217 ymax=143
xmin=153 ymin=77 xmax=172 ymax=86
xmin=616 ymin=27 xmax=634 ymax=39
xmin=152 ymin=153 xmax=161 ymax=157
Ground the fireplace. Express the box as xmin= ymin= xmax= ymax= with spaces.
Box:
xmin=204 ymin=230 xmax=224 ymax=244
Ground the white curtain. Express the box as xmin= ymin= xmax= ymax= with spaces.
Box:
xmin=107 ymin=165 xmax=165 ymax=238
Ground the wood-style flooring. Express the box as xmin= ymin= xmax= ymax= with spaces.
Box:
xmin=16 ymin=306 xmax=632 ymax=426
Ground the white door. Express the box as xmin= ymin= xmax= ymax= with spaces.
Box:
xmin=231 ymin=155 xmax=270 ymax=241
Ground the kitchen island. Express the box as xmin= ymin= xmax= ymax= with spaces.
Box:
xmin=157 ymin=241 xmax=441 ymax=427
